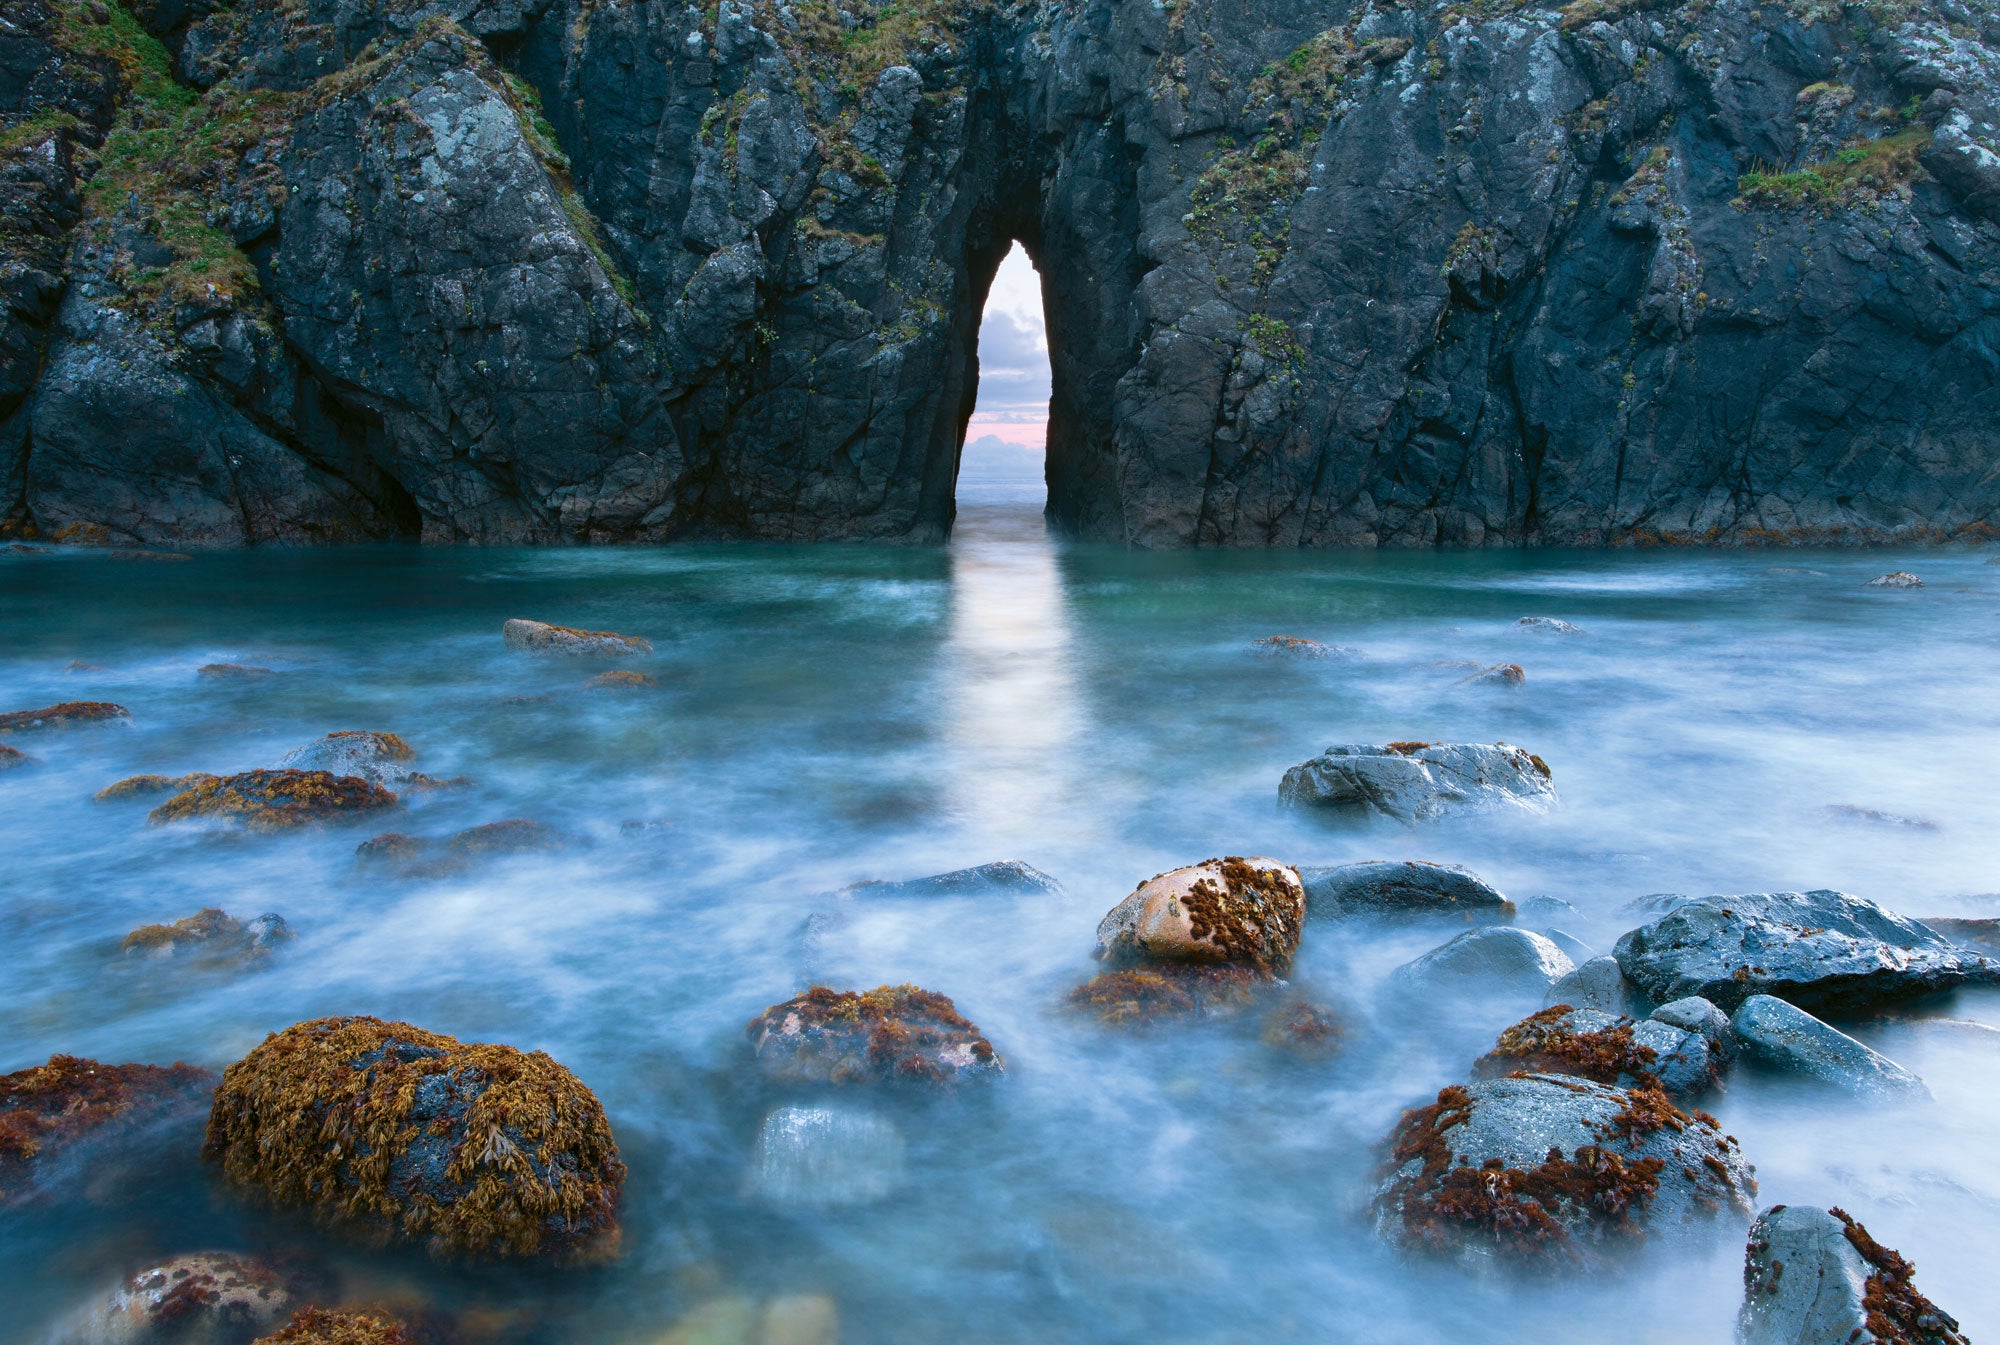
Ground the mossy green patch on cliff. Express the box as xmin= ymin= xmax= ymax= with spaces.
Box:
xmin=1735 ymin=125 xmax=1930 ymax=208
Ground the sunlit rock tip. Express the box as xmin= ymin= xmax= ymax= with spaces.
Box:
xmin=121 ymin=907 xmax=294 ymax=963
xmin=1730 ymin=996 xmax=1929 ymax=1099
xmin=205 ymin=1016 xmax=624 ymax=1261
xmin=746 ymin=985 xmax=1001 ymax=1087
xmin=1473 ymin=1004 xmax=1722 ymax=1099
xmin=503 ymin=618 xmax=653 ymax=656
xmin=276 ymin=730 xmax=421 ymax=786
xmin=1864 ymin=571 xmax=1924 ymax=588
xmin=1372 ymin=1075 xmax=1756 ymax=1268
xmin=1095 ymin=857 xmax=1306 ymax=976
xmin=1737 ymin=1206 xmax=1967 ymax=1345
xmin=1278 ymin=742 xmax=1556 ymax=822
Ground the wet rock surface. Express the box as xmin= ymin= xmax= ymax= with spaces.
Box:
xmin=1474 ymin=1005 xmax=1719 ymax=1098
xmin=746 ymin=986 xmax=1001 ymax=1088
xmin=1 ymin=1054 xmax=216 ymax=1207
xmin=0 ymin=701 xmax=129 ymax=733
xmin=841 ymin=860 xmax=1062 ymax=901
xmin=251 ymin=1307 xmax=416 ymax=1345
xmin=1299 ymin=859 xmax=1513 ymax=923
xmin=502 ymin=619 xmax=652 ymax=657
xmin=58 ymin=1251 xmax=303 ymax=1345
xmin=1372 ymin=1074 xmax=1756 ymax=1268
xmin=121 ymin=908 xmax=294 ymax=963
xmin=1613 ymin=890 xmax=1997 ymax=1014
xmin=1393 ymin=928 xmax=1576 ymax=1000
xmin=1738 ymin=1205 xmax=1968 ymax=1345
xmin=1279 ymin=743 xmax=1556 ymax=822
xmin=1730 ymin=995 xmax=1929 ymax=1098
xmin=99 ymin=772 xmax=222 ymax=800
xmin=149 ymin=770 xmax=400 ymax=831
xmin=1546 ymin=956 xmax=1640 ymax=1016
xmin=204 ymin=1016 xmax=625 ymax=1261
xmin=1094 ymin=857 xmax=1306 ymax=975
xmin=275 ymin=732 xmax=424 ymax=787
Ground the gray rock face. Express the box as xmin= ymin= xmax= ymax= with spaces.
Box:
xmin=276 ymin=730 xmax=422 ymax=786
xmin=1373 ymin=1074 xmax=1756 ymax=1268
xmin=1651 ymin=996 xmax=1732 ymax=1053
xmin=1614 ymin=890 xmax=1997 ymax=1014
xmin=1546 ymin=955 xmax=1639 ymax=1016
xmin=1737 ymin=1205 xmax=1968 ymax=1345
xmin=1476 ymin=1005 xmax=1718 ymax=1097
xmin=1731 ymin=995 xmax=1929 ymax=1098
xmin=1393 ymin=927 xmax=1575 ymax=999
xmin=1297 ymin=859 xmax=1513 ymax=921
xmin=842 ymin=860 xmax=1062 ymax=900
xmin=12 ymin=0 xmax=2000 ymax=546
xmin=1279 ymin=743 xmax=1556 ymax=822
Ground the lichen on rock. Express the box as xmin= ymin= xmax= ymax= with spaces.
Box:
xmin=204 ymin=1016 xmax=625 ymax=1261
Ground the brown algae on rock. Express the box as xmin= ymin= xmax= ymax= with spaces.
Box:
xmin=251 ymin=1307 xmax=416 ymax=1345
xmin=0 ymin=701 xmax=130 ymax=733
xmin=1 ymin=1055 xmax=216 ymax=1206
xmin=1094 ymin=857 xmax=1306 ymax=976
xmin=503 ymin=618 xmax=653 ymax=656
xmin=746 ymin=985 xmax=1001 ymax=1087
xmin=204 ymin=1016 xmax=625 ymax=1261
xmin=149 ymin=770 xmax=398 ymax=830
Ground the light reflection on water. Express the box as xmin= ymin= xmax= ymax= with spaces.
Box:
xmin=1 ymin=495 xmax=1998 ymax=1343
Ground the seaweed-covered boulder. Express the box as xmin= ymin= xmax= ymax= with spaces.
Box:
xmin=150 ymin=771 xmax=399 ymax=831
xmin=121 ymin=909 xmax=294 ymax=963
xmin=1738 ymin=1205 xmax=1967 ymax=1345
xmin=356 ymin=820 xmax=575 ymax=876
xmin=99 ymin=773 xmax=222 ymax=801
xmin=1278 ymin=742 xmax=1556 ymax=822
xmin=0 ymin=701 xmax=130 ymax=733
xmin=1094 ymin=857 xmax=1306 ymax=976
xmin=745 ymin=986 xmax=1001 ymax=1087
xmin=1392 ymin=928 xmax=1575 ymax=1000
xmin=1613 ymin=891 xmax=1997 ymax=1014
xmin=1299 ymin=859 xmax=1514 ymax=923
xmin=1065 ymin=964 xmax=1268 ymax=1026
xmin=1 ymin=1055 xmax=216 ymax=1207
xmin=1474 ymin=1006 xmax=1719 ymax=1098
xmin=748 ymin=1104 xmax=907 ymax=1208
xmin=502 ymin=618 xmax=652 ymax=656
xmin=204 ymin=1017 xmax=624 ymax=1261
xmin=252 ymin=1308 xmax=414 ymax=1345
xmin=58 ymin=1252 xmax=303 ymax=1345
xmin=276 ymin=732 xmax=422 ymax=787
xmin=1730 ymin=996 xmax=1928 ymax=1099
xmin=1372 ymin=1074 xmax=1756 ymax=1268
xmin=842 ymin=860 xmax=1062 ymax=901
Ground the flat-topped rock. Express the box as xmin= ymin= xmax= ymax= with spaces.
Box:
xmin=503 ymin=618 xmax=652 ymax=656
xmin=1614 ymin=890 xmax=1997 ymax=1014
xmin=0 ymin=744 xmax=27 ymax=771
xmin=1279 ymin=742 xmax=1556 ymax=822
xmin=1738 ymin=1204 xmax=1967 ymax=1345
xmin=1299 ymin=859 xmax=1513 ymax=922
xmin=0 ymin=701 xmax=129 ymax=734
xmin=1373 ymin=1074 xmax=1755 ymax=1268
xmin=1094 ymin=857 xmax=1306 ymax=976
xmin=1731 ymin=995 xmax=1929 ymax=1099
xmin=121 ymin=908 xmax=294 ymax=963
xmin=198 ymin=662 xmax=276 ymax=679
xmin=746 ymin=985 xmax=1000 ymax=1088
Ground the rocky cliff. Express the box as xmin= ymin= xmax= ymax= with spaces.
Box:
xmin=4 ymin=0 xmax=2000 ymax=546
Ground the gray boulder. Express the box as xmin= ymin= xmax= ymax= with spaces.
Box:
xmin=1279 ymin=743 xmax=1557 ymax=822
xmin=1738 ymin=1204 xmax=1967 ymax=1345
xmin=1297 ymin=859 xmax=1513 ymax=922
xmin=842 ymin=860 xmax=1061 ymax=901
xmin=1542 ymin=929 xmax=1593 ymax=964
xmin=1393 ymin=927 xmax=1574 ymax=999
xmin=1614 ymin=890 xmax=1996 ymax=1014
xmin=1476 ymin=1005 xmax=1718 ymax=1098
xmin=1546 ymin=955 xmax=1639 ymax=1016
xmin=276 ymin=729 xmax=423 ymax=786
xmin=1731 ymin=996 xmax=1929 ymax=1099
xmin=747 ymin=1104 xmax=906 ymax=1209
xmin=1373 ymin=1073 xmax=1756 ymax=1268
xmin=1651 ymin=997 xmax=1732 ymax=1055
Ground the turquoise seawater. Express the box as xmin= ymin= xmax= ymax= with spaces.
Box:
xmin=4 ymin=481 xmax=1998 ymax=1343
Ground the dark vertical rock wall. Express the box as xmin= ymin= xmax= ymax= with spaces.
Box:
xmin=3 ymin=0 xmax=1999 ymax=547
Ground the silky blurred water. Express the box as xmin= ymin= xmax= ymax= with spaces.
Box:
xmin=4 ymin=482 xmax=1999 ymax=1344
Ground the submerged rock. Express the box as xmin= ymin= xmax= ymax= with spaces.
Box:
xmin=356 ymin=820 xmax=576 ymax=876
xmin=1094 ymin=857 xmax=1306 ymax=976
xmin=1517 ymin=618 xmax=1582 ymax=633
xmin=1393 ymin=927 xmax=1575 ymax=999
xmin=1730 ymin=996 xmax=1928 ymax=1099
xmin=121 ymin=909 xmax=294 ymax=963
xmin=1915 ymin=916 xmax=2000 ymax=957
xmin=503 ymin=618 xmax=652 ymax=656
xmin=585 ymin=670 xmax=658 ymax=690
xmin=1459 ymin=663 xmax=1525 ymax=686
xmin=198 ymin=662 xmax=276 ymax=679
xmin=1864 ymin=571 xmax=1924 ymax=588
xmin=1373 ymin=1074 xmax=1755 ymax=1268
xmin=1546 ymin=956 xmax=1640 ymax=1016
xmin=1065 ymin=964 xmax=1267 ymax=1026
xmin=1474 ymin=1005 xmax=1719 ymax=1098
xmin=1260 ymin=1000 xmax=1347 ymax=1057
xmin=98 ymin=773 xmax=222 ymax=801
xmin=1299 ymin=859 xmax=1513 ymax=923
xmin=0 ymin=744 xmax=27 ymax=770
xmin=1738 ymin=1204 xmax=1967 ymax=1345
xmin=252 ymin=1307 xmax=415 ymax=1345
xmin=1278 ymin=742 xmax=1556 ymax=822
xmin=1250 ymin=635 xmax=1344 ymax=659
xmin=1824 ymin=804 xmax=1940 ymax=831
xmin=1 ymin=1055 xmax=216 ymax=1207
xmin=842 ymin=860 xmax=1062 ymax=901
xmin=276 ymin=731 xmax=422 ymax=787
xmin=205 ymin=1016 xmax=624 ymax=1261
xmin=746 ymin=985 xmax=1001 ymax=1087
xmin=59 ymin=1252 xmax=302 ymax=1345
xmin=150 ymin=770 xmax=399 ymax=831
xmin=1613 ymin=890 xmax=1996 ymax=1013
xmin=748 ymin=1104 xmax=907 ymax=1208
xmin=0 ymin=701 xmax=130 ymax=733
